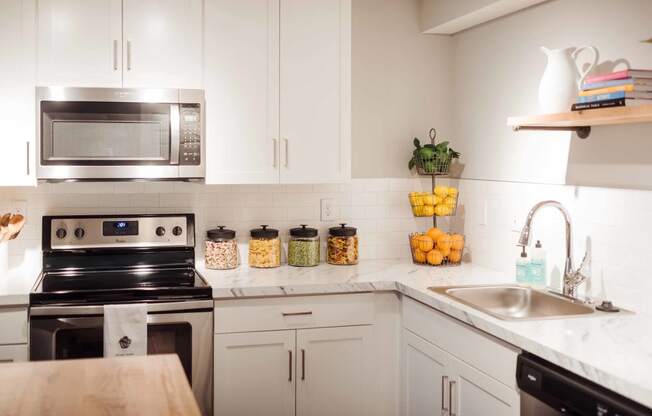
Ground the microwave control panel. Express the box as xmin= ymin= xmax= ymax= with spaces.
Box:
xmin=179 ymin=104 xmax=201 ymax=165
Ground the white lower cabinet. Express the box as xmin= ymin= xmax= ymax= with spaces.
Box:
xmin=401 ymin=298 xmax=520 ymax=416
xmin=0 ymin=344 xmax=28 ymax=363
xmin=214 ymin=330 xmax=295 ymax=416
xmin=214 ymin=325 xmax=371 ymax=416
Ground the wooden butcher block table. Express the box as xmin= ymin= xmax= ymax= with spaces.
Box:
xmin=0 ymin=354 xmax=200 ymax=416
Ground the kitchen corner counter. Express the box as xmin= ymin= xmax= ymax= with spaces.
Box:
xmin=198 ymin=259 xmax=652 ymax=410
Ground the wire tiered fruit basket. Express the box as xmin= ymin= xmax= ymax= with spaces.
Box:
xmin=408 ymin=128 xmax=464 ymax=266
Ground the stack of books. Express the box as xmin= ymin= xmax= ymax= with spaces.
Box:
xmin=571 ymin=69 xmax=652 ymax=111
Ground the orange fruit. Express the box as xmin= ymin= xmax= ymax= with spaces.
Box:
xmin=416 ymin=235 xmax=434 ymax=252
xmin=437 ymin=233 xmax=452 ymax=250
xmin=426 ymin=227 xmax=443 ymax=241
xmin=410 ymin=234 xmax=421 ymax=249
xmin=426 ymin=250 xmax=444 ymax=266
xmin=451 ymin=234 xmax=464 ymax=250
xmin=448 ymin=249 xmax=462 ymax=263
xmin=438 ymin=246 xmax=451 ymax=257
xmin=413 ymin=248 xmax=427 ymax=263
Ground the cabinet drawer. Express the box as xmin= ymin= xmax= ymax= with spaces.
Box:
xmin=214 ymin=294 xmax=374 ymax=334
xmin=402 ymin=297 xmax=519 ymax=388
xmin=0 ymin=307 xmax=28 ymax=345
xmin=0 ymin=344 xmax=28 ymax=363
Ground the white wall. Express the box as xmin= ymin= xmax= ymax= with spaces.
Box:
xmin=451 ymin=0 xmax=652 ymax=188
xmin=352 ymin=0 xmax=453 ymax=178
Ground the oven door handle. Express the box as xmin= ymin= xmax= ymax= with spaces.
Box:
xmin=170 ymin=104 xmax=180 ymax=165
xmin=30 ymin=299 xmax=214 ymax=316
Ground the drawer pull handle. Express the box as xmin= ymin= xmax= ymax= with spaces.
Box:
xmin=288 ymin=350 xmax=292 ymax=382
xmin=441 ymin=375 xmax=449 ymax=415
xmin=449 ymin=380 xmax=457 ymax=416
xmin=282 ymin=311 xmax=313 ymax=317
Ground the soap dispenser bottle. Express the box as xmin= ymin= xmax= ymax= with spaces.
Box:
xmin=515 ymin=246 xmax=529 ymax=284
xmin=529 ymin=240 xmax=547 ymax=288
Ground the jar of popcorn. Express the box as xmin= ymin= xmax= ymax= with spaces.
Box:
xmin=205 ymin=226 xmax=239 ymax=270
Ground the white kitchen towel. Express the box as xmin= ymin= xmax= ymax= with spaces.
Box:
xmin=103 ymin=303 xmax=148 ymax=357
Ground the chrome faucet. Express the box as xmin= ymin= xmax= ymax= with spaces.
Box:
xmin=518 ymin=201 xmax=589 ymax=299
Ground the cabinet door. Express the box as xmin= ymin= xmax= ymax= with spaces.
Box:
xmin=449 ymin=355 xmax=520 ymax=416
xmin=123 ymin=0 xmax=202 ymax=88
xmin=0 ymin=0 xmax=36 ymax=186
xmin=0 ymin=345 xmax=28 ymax=363
xmin=204 ymin=0 xmax=280 ymax=184
xmin=214 ymin=331 xmax=295 ymax=416
xmin=279 ymin=0 xmax=351 ymax=184
xmin=401 ymin=329 xmax=449 ymax=416
xmin=37 ymin=0 xmax=122 ymax=87
xmin=296 ymin=325 xmax=371 ymax=416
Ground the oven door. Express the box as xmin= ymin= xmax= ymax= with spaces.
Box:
xmin=30 ymin=300 xmax=213 ymax=415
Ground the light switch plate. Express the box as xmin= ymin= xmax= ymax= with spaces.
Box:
xmin=320 ymin=198 xmax=336 ymax=221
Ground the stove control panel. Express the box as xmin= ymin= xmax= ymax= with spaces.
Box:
xmin=47 ymin=215 xmax=194 ymax=250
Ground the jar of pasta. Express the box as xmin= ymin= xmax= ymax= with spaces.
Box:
xmin=327 ymin=224 xmax=358 ymax=265
xmin=205 ymin=226 xmax=239 ymax=270
xmin=288 ymin=225 xmax=320 ymax=267
xmin=248 ymin=225 xmax=281 ymax=268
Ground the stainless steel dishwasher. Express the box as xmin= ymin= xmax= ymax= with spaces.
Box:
xmin=517 ymin=353 xmax=652 ymax=416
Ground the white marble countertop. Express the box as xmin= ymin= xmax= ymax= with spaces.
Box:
xmin=198 ymin=259 xmax=652 ymax=410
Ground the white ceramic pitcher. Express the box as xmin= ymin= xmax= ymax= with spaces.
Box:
xmin=538 ymin=46 xmax=598 ymax=113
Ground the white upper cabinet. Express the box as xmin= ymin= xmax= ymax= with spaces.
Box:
xmin=0 ymin=0 xmax=36 ymax=186
xmin=37 ymin=0 xmax=122 ymax=87
xmin=279 ymin=0 xmax=351 ymax=184
xmin=36 ymin=0 xmax=202 ymax=89
xmin=122 ymin=0 xmax=203 ymax=89
xmin=204 ymin=0 xmax=280 ymax=184
xmin=204 ymin=0 xmax=351 ymax=184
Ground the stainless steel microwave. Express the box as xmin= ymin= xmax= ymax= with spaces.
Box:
xmin=36 ymin=87 xmax=204 ymax=181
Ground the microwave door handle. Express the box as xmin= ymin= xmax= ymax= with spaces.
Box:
xmin=170 ymin=104 xmax=180 ymax=165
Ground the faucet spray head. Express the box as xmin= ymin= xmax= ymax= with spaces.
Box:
xmin=518 ymin=224 xmax=531 ymax=247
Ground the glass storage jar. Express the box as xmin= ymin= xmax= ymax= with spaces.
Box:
xmin=248 ymin=225 xmax=281 ymax=268
xmin=205 ymin=226 xmax=239 ymax=270
xmin=288 ymin=225 xmax=320 ymax=267
xmin=327 ymin=223 xmax=358 ymax=265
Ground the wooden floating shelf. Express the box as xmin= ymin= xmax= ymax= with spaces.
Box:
xmin=507 ymin=103 xmax=652 ymax=138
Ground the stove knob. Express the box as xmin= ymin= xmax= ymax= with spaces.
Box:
xmin=156 ymin=226 xmax=166 ymax=237
xmin=172 ymin=226 xmax=183 ymax=236
xmin=55 ymin=228 xmax=67 ymax=239
xmin=74 ymin=227 xmax=85 ymax=239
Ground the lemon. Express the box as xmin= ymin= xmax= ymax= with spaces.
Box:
xmin=424 ymin=194 xmax=436 ymax=206
xmin=434 ymin=186 xmax=448 ymax=197
xmin=422 ymin=205 xmax=435 ymax=216
xmin=447 ymin=187 xmax=458 ymax=198
xmin=434 ymin=205 xmax=451 ymax=216
xmin=443 ymin=196 xmax=457 ymax=208
xmin=434 ymin=195 xmax=443 ymax=205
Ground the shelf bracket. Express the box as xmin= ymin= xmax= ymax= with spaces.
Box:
xmin=512 ymin=125 xmax=591 ymax=139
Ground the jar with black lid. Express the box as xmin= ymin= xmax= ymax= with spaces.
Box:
xmin=205 ymin=226 xmax=239 ymax=270
xmin=248 ymin=225 xmax=281 ymax=268
xmin=327 ymin=223 xmax=358 ymax=265
xmin=288 ymin=225 xmax=320 ymax=267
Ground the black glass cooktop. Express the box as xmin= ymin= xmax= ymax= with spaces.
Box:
xmin=31 ymin=267 xmax=211 ymax=306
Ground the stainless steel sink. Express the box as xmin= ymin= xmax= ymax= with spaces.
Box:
xmin=429 ymin=285 xmax=596 ymax=320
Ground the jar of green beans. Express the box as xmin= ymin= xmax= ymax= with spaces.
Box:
xmin=287 ymin=225 xmax=320 ymax=267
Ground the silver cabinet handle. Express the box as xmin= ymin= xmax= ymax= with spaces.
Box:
xmin=272 ymin=138 xmax=278 ymax=167
xmin=281 ymin=311 xmax=312 ymax=317
xmin=282 ymin=138 xmax=288 ymax=168
xmin=441 ymin=375 xmax=449 ymax=415
xmin=449 ymin=380 xmax=457 ymax=416
xmin=288 ymin=350 xmax=292 ymax=382
xmin=26 ymin=141 xmax=30 ymax=176
xmin=113 ymin=40 xmax=118 ymax=70
xmin=127 ymin=40 xmax=132 ymax=70
xmin=301 ymin=349 xmax=305 ymax=381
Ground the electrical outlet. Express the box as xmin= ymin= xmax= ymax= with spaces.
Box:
xmin=320 ymin=198 xmax=335 ymax=221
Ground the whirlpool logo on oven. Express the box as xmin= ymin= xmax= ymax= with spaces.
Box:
xmin=119 ymin=336 xmax=132 ymax=349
